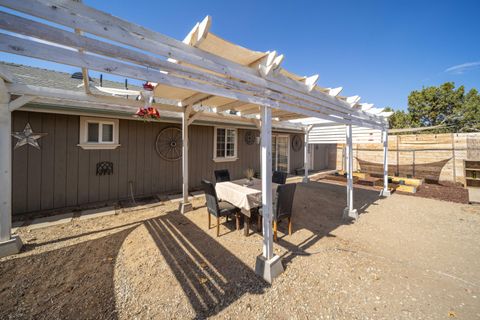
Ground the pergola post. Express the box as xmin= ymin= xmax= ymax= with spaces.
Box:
xmin=303 ymin=127 xmax=310 ymax=183
xmin=0 ymin=78 xmax=23 ymax=258
xmin=180 ymin=107 xmax=193 ymax=213
xmin=380 ymin=128 xmax=391 ymax=197
xmin=255 ymin=105 xmax=284 ymax=283
xmin=343 ymin=124 xmax=358 ymax=219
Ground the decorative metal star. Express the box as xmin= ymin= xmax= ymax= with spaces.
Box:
xmin=12 ymin=123 xmax=48 ymax=150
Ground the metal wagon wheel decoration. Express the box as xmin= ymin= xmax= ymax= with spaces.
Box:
xmin=155 ymin=127 xmax=182 ymax=161
xmin=291 ymin=134 xmax=303 ymax=152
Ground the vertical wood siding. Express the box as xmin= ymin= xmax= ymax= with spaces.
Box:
xmin=12 ymin=111 xmax=304 ymax=215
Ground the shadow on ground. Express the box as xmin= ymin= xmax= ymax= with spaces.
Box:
xmin=276 ymin=180 xmax=380 ymax=266
xmin=0 ymin=180 xmax=381 ymax=320
xmin=144 ymin=211 xmax=268 ymax=319
xmin=0 ymin=227 xmax=136 ymax=320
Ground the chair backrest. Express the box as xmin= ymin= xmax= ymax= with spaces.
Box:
xmin=201 ymin=180 xmax=219 ymax=216
xmin=214 ymin=169 xmax=231 ymax=183
xmin=274 ymin=183 xmax=296 ymax=220
xmin=272 ymin=171 xmax=288 ymax=184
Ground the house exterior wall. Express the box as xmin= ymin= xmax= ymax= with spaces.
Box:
xmin=11 ymin=110 xmax=304 ymax=215
xmin=311 ymin=144 xmax=330 ymax=170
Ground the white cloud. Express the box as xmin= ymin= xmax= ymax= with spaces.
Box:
xmin=445 ymin=61 xmax=480 ymax=74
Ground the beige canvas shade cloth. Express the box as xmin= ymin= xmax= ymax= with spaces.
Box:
xmin=215 ymin=178 xmax=278 ymax=217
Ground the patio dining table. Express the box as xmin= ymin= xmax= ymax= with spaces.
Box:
xmin=215 ymin=178 xmax=278 ymax=236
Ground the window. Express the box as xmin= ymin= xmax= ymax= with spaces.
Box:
xmin=272 ymin=135 xmax=290 ymax=173
xmin=78 ymin=117 xmax=120 ymax=150
xmin=213 ymin=127 xmax=237 ymax=162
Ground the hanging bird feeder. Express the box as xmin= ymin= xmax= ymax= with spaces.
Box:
xmin=135 ymin=82 xmax=160 ymax=119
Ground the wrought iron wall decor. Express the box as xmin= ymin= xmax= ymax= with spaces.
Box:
xmin=155 ymin=127 xmax=182 ymax=161
xmin=96 ymin=161 xmax=114 ymax=175
xmin=291 ymin=134 xmax=303 ymax=152
xmin=12 ymin=123 xmax=47 ymax=150
xmin=244 ymin=130 xmax=256 ymax=145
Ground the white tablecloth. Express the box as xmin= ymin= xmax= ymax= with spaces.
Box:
xmin=215 ymin=178 xmax=278 ymax=216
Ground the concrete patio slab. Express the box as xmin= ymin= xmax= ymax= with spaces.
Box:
xmin=11 ymin=220 xmax=25 ymax=234
xmin=78 ymin=207 xmax=116 ymax=220
xmin=191 ymin=191 xmax=205 ymax=198
xmin=29 ymin=212 xmax=74 ymax=230
xmin=168 ymin=194 xmax=193 ymax=202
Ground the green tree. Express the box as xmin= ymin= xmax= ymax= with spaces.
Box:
xmin=383 ymin=82 xmax=479 ymax=133
xmin=459 ymin=88 xmax=480 ymax=132
xmin=384 ymin=107 xmax=412 ymax=129
xmin=407 ymin=82 xmax=465 ymax=132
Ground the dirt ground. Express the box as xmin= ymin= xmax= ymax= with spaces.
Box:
xmin=318 ymin=172 xmax=470 ymax=204
xmin=1 ymin=181 xmax=479 ymax=320
xmin=405 ymin=181 xmax=470 ymax=204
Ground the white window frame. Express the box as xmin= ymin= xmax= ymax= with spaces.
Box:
xmin=78 ymin=116 xmax=120 ymax=150
xmin=213 ymin=126 xmax=238 ymax=162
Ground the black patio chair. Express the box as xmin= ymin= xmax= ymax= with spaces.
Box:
xmin=258 ymin=183 xmax=297 ymax=241
xmin=272 ymin=170 xmax=288 ymax=184
xmin=214 ymin=169 xmax=231 ymax=183
xmin=201 ymin=179 xmax=240 ymax=237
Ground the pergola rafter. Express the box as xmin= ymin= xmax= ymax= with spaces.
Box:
xmin=0 ymin=2 xmax=386 ymax=128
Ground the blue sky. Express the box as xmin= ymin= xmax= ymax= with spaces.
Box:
xmin=1 ymin=0 xmax=479 ymax=110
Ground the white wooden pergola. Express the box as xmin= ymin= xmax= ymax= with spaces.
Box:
xmin=0 ymin=0 xmax=389 ymax=282
xmin=290 ymin=117 xmax=392 ymax=219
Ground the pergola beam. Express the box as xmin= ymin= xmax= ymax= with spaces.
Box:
xmin=72 ymin=0 xmax=90 ymax=94
xmin=6 ymin=83 xmax=183 ymax=114
xmin=180 ymin=106 xmax=193 ymax=213
xmin=215 ymin=101 xmax=248 ymax=112
xmin=0 ymin=3 xmax=386 ymax=127
xmin=380 ymin=128 xmax=391 ymax=197
xmin=343 ymin=124 xmax=358 ymax=219
xmin=0 ymin=33 xmax=385 ymax=129
xmin=255 ymin=105 xmax=284 ymax=283
xmin=8 ymin=95 xmax=36 ymax=111
xmin=0 ymin=77 xmax=23 ymax=258
xmin=303 ymin=125 xmax=313 ymax=183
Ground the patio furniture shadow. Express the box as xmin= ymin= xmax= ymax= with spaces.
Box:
xmin=275 ymin=180 xmax=381 ymax=266
xmin=144 ymin=211 xmax=268 ymax=319
xmin=0 ymin=226 xmax=137 ymax=320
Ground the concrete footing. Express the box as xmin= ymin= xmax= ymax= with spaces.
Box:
xmin=0 ymin=235 xmax=23 ymax=258
xmin=302 ymin=177 xmax=309 ymax=183
xmin=343 ymin=207 xmax=358 ymax=220
xmin=255 ymin=254 xmax=284 ymax=284
xmin=179 ymin=201 xmax=193 ymax=214
xmin=380 ymin=189 xmax=392 ymax=197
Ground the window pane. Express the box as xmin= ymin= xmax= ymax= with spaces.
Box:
xmin=226 ymin=129 xmax=235 ymax=143
xmin=226 ymin=143 xmax=235 ymax=156
xmin=216 ymin=128 xmax=225 ymax=157
xmin=226 ymin=129 xmax=236 ymax=157
xmin=87 ymin=123 xmax=99 ymax=142
xmin=102 ymin=124 xmax=113 ymax=142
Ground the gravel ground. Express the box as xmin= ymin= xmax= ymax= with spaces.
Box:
xmin=1 ymin=181 xmax=479 ymax=320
